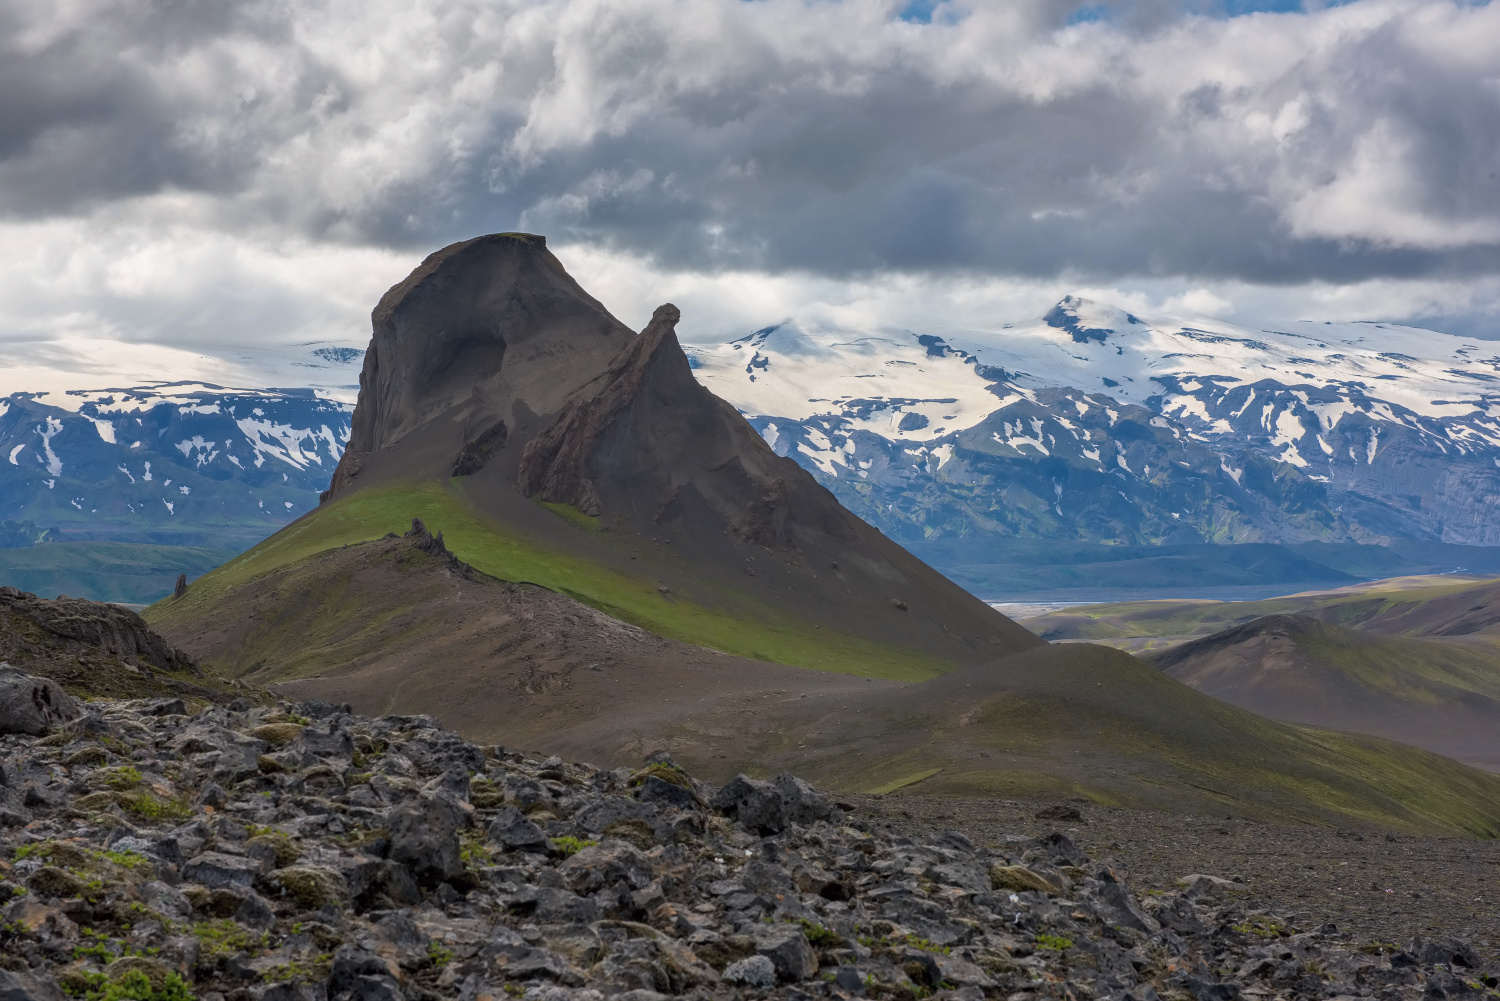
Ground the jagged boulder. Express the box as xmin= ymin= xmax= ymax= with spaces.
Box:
xmin=710 ymin=771 xmax=842 ymax=834
xmin=0 ymin=666 xmax=79 ymax=735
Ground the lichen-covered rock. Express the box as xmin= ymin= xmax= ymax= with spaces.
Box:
xmin=989 ymin=864 xmax=1059 ymax=894
xmin=25 ymin=866 xmax=88 ymax=899
xmin=261 ymin=865 xmax=348 ymax=910
xmin=723 ymin=954 xmax=776 ymax=988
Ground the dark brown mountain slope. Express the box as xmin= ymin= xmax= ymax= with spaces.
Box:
xmin=1149 ymin=613 xmax=1500 ymax=770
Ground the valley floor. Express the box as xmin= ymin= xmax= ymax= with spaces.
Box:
xmin=866 ymin=794 xmax=1500 ymax=966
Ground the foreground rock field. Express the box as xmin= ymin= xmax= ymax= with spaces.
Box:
xmin=0 ymin=679 xmax=1494 ymax=1001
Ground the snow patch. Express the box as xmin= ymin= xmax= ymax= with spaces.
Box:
xmin=36 ymin=418 xmax=63 ymax=477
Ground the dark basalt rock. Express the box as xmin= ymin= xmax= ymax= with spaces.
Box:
xmin=518 ymin=303 xmax=866 ymax=554
xmin=451 ymin=419 xmax=509 ymax=476
xmin=0 ymin=694 xmax=1489 ymax=1001
xmin=325 ymin=234 xmax=633 ymax=503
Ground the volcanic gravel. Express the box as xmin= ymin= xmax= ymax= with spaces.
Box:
xmin=0 ymin=681 xmax=1494 ymax=1001
xmin=859 ymin=796 xmax=1500 ymax=967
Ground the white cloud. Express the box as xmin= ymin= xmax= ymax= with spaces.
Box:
xmin=1 ymin=0 xmax=1499 ymax=390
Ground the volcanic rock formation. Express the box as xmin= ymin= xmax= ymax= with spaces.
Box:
xmin=325 ymin=233 xmax=634 ymax=501
xmin=310 ymin=233 xmax=1040 ymax=667
xmin=518 ymin=303 xmax=876 ymax=553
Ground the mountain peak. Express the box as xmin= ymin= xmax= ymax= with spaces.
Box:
xmin=1043 ymin=295 xmax=1141 ymax=344
xmin=518 ymin=300 xmax=844 ymax=551
xmin=325 ymin=233 xmax=634 ymax=501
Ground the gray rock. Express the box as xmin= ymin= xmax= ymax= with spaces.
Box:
xmin=0 ymin=968 xmax=66 ymax=1001
xmin=1088 ymin=875 xmax=1160 ymax=934
xmin=559 ymin=839 xmax=653 ymax=894
xmin=1412 ymin=936 xmax=1478 ymax=968
xmin=386 ymin=792 xmax=465 ymax=887
xmin=255 ymin=983 xmax=326 ymax=1001
xmin=711 ymin=772 xmax=839 ymax=834
xmin=290 ymin=723 xmax=355 ymax=768
xmin=739 ymin=859 xmax=795 ymax=896
xmin=633 ymin=774 xmax=700 ymax=810
xmin=487 ymin=806 xmax=548 ymax=851
xmin=834 ymin=966 xmax=866 ymax=994
xmin=710 ymin=774 xmax=785 ymax=834
xmin=772 ymin=771 xmax=840 ymax=825
xmin=183 ymin=851 xmax=264 ymax=889
xmin=723 ymin=954 xmax=777 ymax=989
xmin=141 ymin=880 xmax=192 ymax=920
xmin=508 ymin=886 xmax=601 ymax=924
xmin=329 ymin=946 xmax=404 ymax=1001
xmin=0 ymin=667 xmax=79 ymax=736
xmin=571 ymin=797 xmax=657 ymax=834
xmin=752 ymin=923 xmax=817 ymax=982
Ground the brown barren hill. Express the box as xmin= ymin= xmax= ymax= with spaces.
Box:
xmin=1150 ymin=613 xmax=1500 ymax=771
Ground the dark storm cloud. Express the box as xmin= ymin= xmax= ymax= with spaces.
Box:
xmin=2 ymin=0 xmax=1499 ymax=286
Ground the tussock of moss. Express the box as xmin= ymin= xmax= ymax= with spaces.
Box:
xmin=627 ymin=761 xmax=693 ymax=790
xmin=248 ymin=722 xmax=304 ymax=747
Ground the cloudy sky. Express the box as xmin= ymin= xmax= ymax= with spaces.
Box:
xmin=2 ymin=0 xmax=1499 ymax=393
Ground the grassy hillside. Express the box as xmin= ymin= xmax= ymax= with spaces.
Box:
xmin=1141 ymin=614 xmax=1500 ymax=771
xmin=145 ymin=478 xmax=956 ymax=681
xmin=0 ymin=542 xmax=236 ymax=605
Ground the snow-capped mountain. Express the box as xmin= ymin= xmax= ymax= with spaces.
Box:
xmin=0 ymin=382 xmax=352 ymax=548
xmin=687 ymin=297 xmax=1500 ymax=549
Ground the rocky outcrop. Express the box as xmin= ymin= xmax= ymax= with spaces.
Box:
xmin=518 ymin=303 xmax=864 ymax=553
xmin=325 ymin=234 xmax=634 ymax=502
xmin=0 ymin=588 xmax=210 ymax=704
xmin=0 ymin=693 xmax=1487 ymax=1001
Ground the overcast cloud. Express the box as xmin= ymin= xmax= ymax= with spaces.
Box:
xmin=2 ymin=0 xmax=1499 ymax=392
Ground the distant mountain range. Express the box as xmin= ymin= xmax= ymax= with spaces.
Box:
xmin=0 ymin=383 xmax=353 ymax=550
xmin=689 ymin=298 xmax=1500 ymax=558
xmin=6 ymin=294 xmax=1500 ymax=601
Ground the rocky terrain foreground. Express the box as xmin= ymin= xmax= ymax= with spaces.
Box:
xmin=0 ymin=670 xmax=1494 ymax=1001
